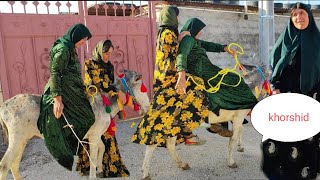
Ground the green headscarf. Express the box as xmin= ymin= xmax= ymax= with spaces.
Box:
xmin=53 ymin=23 xmax=92 ymax=49
xmin=269 ymin=3 xmax=320 ymax=94
xmin=159 ymin=5 xmax=179 ymax=29
xmin=180 ymin=18 xmax=206 ymax=38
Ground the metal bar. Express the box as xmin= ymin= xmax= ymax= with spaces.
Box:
xmin=258 ymin=0 xmax=274 ymax=66
xmin=0 ymin=15 xmax=11 ymax=100
xmin=148 ymin=1 xmax=157 ymax=97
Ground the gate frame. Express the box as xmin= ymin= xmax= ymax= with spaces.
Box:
xmin=0 ymin=1 xmax=158 ymax=103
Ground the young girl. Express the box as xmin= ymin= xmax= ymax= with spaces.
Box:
xmin=76 ymin=40 xmax=129 ymax=178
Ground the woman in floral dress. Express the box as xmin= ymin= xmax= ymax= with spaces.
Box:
xmin=76 ymin=40 xmax=129 ymax=178
xmin=131 ymin=5 xmax=209 ymax=147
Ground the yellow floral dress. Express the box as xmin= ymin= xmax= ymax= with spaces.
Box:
xmin=131 ymin=28 xmax=209 ymax=147
xmin=76 ymin=59 xmax=129 ymax=177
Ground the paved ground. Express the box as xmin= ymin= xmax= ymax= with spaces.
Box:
xmin=0 ymin=118 xmax=305 ymax=180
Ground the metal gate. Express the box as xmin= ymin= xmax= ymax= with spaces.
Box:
xmin=0 ymin=1 xmax=157 ymax=118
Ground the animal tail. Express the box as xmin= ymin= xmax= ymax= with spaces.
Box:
xmin=0 ymin=104 xmax=8 ymax=145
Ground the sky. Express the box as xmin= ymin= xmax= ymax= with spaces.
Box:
xmin=0 ymin=1 xmax=320 ymax=14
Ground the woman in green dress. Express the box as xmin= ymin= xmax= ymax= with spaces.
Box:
xmin=177 ymin=18 xmax=258 ymax=137
xmin=37 ymin=23 xmax=95 ymax=170
xmin=76 ymin=40 xmax=129 ymax=177
xmin=131 ymin=5 xmax=209 ymax=147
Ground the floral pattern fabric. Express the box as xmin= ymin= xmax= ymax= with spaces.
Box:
xmin=83 ymin=59 xmax=117 ymax=94
xmin=76 ymin=132 xmax=130 ymax=178
xmin=131 ymin=29 xmax=209 ymax=147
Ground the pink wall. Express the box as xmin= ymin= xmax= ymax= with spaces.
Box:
xmin=0 ymin=1 xmax=157 ymax=118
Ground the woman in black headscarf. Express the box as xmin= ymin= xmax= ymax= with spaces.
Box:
xmin=263 ymin=2 xmax=320 ymax=179
xmin=37 ymin=23 xmax=95 ymax=170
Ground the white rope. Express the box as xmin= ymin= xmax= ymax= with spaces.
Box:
xmin=62 ymin=113 xmax=97 ymax=169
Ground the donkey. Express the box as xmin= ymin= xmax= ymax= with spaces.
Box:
xmin=0 ymin=70 xmax=150 ymax=180
xmin=141 ymin=64 xmax=272 ymax=180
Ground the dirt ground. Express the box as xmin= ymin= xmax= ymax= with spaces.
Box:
xmin=1 ymin=119 xmax=318 ymax=180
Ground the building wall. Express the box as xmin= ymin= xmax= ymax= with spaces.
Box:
xmin=0 ymin=81 xmax=3 ymax=106
xmin=175 ymin=7 xmax=320 ymax=68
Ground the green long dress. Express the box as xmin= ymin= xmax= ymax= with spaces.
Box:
xmin=76 ymin=41 xmax=130 ymax=177
xmin=37 ymin=24 xmax=95 ymax=170
xmin=177 ymin=18 xmax=257 ymax=114
xmin=131 ymin=6 xmax=209 ymax=147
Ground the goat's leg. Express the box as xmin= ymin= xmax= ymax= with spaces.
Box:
xmin=88 ymin=137 xmax=99 ymax=180
xmin=0 ymin=148 xmax=11 ymax=180
xmin=96 ymin=139 xmax=105 ymax=174
xmin=10 ymin=139 xmax=29 ymax=180
xmin=166 ymin=137 xmax=189 ymax=170
xmin=237 ymin=123 xmax=244 ymax=152
xmin=228 ymin=117 xmax=243 ymax=168
xmin=142 ymin=145 xmax=156 ymax=180
xmin=0 ymin=132 xmax=30 ymax=180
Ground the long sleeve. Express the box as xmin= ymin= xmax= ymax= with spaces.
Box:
xmin=49 ymin=45 xmax=70 ymax=97
xmin=176 ymin=36 xmax=196 ymax=72
xmin=198 ymin=40 xmax=226 ymax=52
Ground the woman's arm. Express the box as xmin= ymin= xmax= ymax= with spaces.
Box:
xmin=50 ymin=45 xmax=70 ymax=97
xmin=175 ymin=36 xmax=196 ymax=94
xmin=176 ymin=36 xmax=195 ymax=72
xmin=198 ymin=40 xmax=226 ymax=52
xmin=49 ymin=45 xmax=70 ymax=118
xmin=200 ymin=40 xmax=237 ymax=56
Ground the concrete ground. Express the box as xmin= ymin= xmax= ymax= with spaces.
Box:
xmin=1 ymin=118 xmax=315 ymax=180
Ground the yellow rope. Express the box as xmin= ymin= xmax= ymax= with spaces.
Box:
xmin=186 ymin=43 xmax=247 ymax=94
xmin=86 ymin=85 xmax=98 ymax=104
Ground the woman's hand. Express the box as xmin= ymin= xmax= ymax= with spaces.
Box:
xmin=224 ymin=46 xmax=237 ymax=56
xmin=53 ymin=96 xmax=64 ymax=119
xmin=118 ymin=90 xmax=127 ymax=104
xmin=175 ymin=71 xmax=187 ymax=94
xmin=178 ymin=31 xmax=191 ymax=42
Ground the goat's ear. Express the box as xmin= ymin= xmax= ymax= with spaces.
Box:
xmin=123 ymin=69 xmax=128 ymax=77
xmin=135 ymin=74 xmax=142 ymax=81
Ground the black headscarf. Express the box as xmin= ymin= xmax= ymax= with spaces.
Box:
xmin=269 ymin=3 xmax=320 ymax=94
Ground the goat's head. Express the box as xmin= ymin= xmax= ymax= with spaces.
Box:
xmin=113 ymin=69 xmax=150 ymax=115
xmin=241 ymin=63 xmax=272 ymax=101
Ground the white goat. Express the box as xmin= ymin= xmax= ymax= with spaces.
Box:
xmin=141 ymin=65 xmax=271 ymax=180
xmin=0 ymin=70 xmax=150 ymax=180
